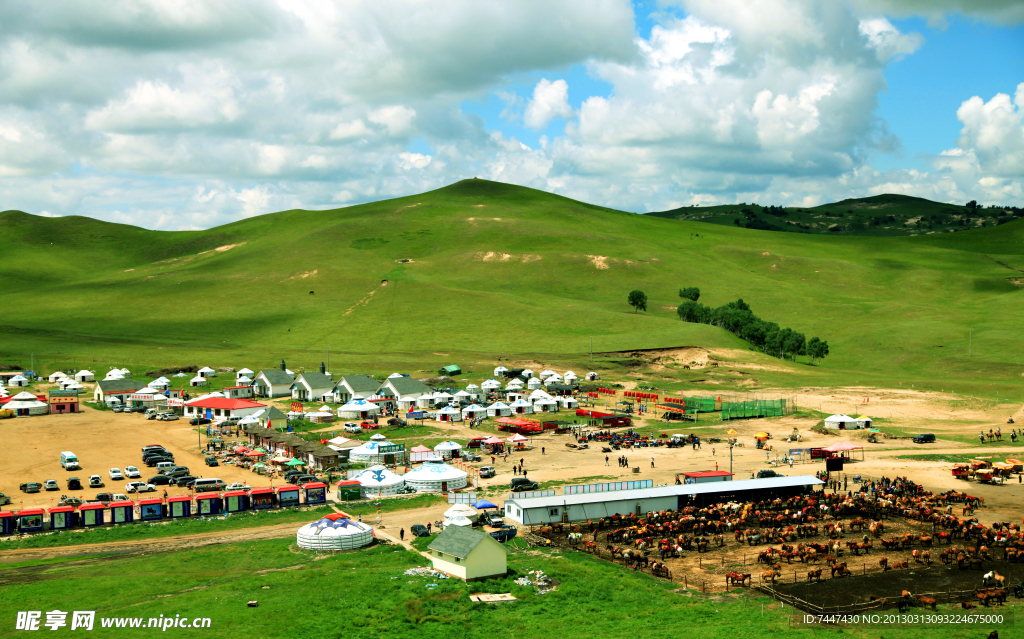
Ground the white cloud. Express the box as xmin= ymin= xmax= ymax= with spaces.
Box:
xmin=858 ymin=17 xmax=923 ymax=62
xmin=367 ymin=106 xmax=417 ymax=137
xmin=397 ymin=152 xmax=432 ymax=170
xmin=329 ymin=119 xmax=371 ymax=140
xmin=951 ymin=83 xmax=1024 ymax=177
xmin=523 ymin=79 xmax=573 ymax=130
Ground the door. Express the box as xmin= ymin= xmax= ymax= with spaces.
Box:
xmin=441 ymin=482 xmax=448 ymax=492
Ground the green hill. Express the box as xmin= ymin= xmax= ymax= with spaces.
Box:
xmin=1 ymin=179 xmax=1023 ymax=396
xmin=648 ymin=193 xmax=1024 ymax=237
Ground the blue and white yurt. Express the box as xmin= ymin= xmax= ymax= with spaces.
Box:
xmin=493 ymin=366 xmax=509 ymax=377
xmin=461 ymin=404 xmax=486 ymax=420
xmin=435 ymin=405 xmax=462 ymax=422
xmin=486 ymin=401 xmax=511 ymax=417
xmin=509 ymin=398 xmax=533 ymax=415
xmin=348 ymin=440 xmax=397 ymax=464
xmin=433 ymin=440 xmax=463 ymax=459
xmin=527 ymin=377 xmax=543 ymax=390
xmin=296 ymin=514 xmax=374 ymax=550
xmin=402 ymin=461 xmax=468 ymax=492
xmin=353 ymin=465 xmax=405 ymax=497
xmin=337 ymin=397 xmax=380 ymax=420
xmin=480 ymin=379 xmax=501 ymax=394
xmin=464 ymin=384 xmax=482 ymax=401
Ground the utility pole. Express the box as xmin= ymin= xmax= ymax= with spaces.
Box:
xmin=969 ymin=328 xmax=972 ymax=357
xmin=730 ymin=443 xmax=733 ymax=474
xmin=590 ymin=336 xmax=593 ymax=362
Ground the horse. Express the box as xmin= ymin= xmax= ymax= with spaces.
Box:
xmin=761 ymin=569 xmax=779 ymax=584
xmin=917 ymin=596 xmax=937 ymax=611
xmin=807 ymin=569 xmax=822 ymax=582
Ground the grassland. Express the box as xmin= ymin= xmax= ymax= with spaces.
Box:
xmin=0 ymin=535 xmax=1010 ymax=638
xmin=2 ymin=179 xmax=1023 ymax=398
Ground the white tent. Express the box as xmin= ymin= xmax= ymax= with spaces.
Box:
xmin=453 ymin=390 xmax=472 ymax=404
xmin=0 ymin=387 xmax=8 ymax=398
xmin=238 ymin=415 xmax=260 ymax=426
xmin=527 ymin=377 xmax=543 ymax=390
xmin=403 ymin=461 xmax=468 ymax=492
xmin=189 ymin=376 xmax=208 ymax=387
xmin=585 ymin=372 xmax=600 ymax=380
xmin=103 ymin=372 xmax=124 ymax=381
xmin=5 ymin=391 xmax=48 ymax=416
xmin=509 ymin=398 xmax=533 ymax=415
xmin=119 ymin=368 xmax=130 ymax=375
xmin=236 ymin=376 xmax=252 ymax=384
xmin=539 ymin=369 xmax=557 ymax=380
xmin=563 ymin=371 xmax=578 ymax=384
xmin=296 ymin=516 xmax=374 ymax=551
xmin=557 ymin=396 xmax=579 ymax=410
xmin=443 ymin=515 xmax=474 ymax=528
xmin=433 ymin=441 xmax=463 ymax=458
xmin=173 ymin=372 xmax=187 ymax=378
xmin=481 ymin=379 xmax=501 ymax=392
xmin=506 ymin=379 xmax=525 ymax=390
xmin=824 ymin=414 xmax=859 ymax=429
xmin=415 ymin=394 xmax=435 ymax=409
xmin=464 ymin=384 xmax=481 ymax=398
xmin=443 ymin=503 xmax=478 ymax=528
xmin=544 ymin=373 xmax=563 ymax=385
xmin=493 ymin=366 xmax=509 ymax=377
xmin=337 ymin=399 xmax=380 ymax=419
xmin=369 ymin=433 xmax=388 ymax=441
xmin=348 ymin=440 xmax=402 ymax=464
xmin=149 ymin=379 xmax=169 ymax=390
xmin=354 ymin=465 xmax=406 ymax=497
xmin=387 ymin=372 xmax=405 ymax=378
xmin=74 ymin=370 xmax=95 ymax=382
xmin=461 ymin=404 xmax=486 ymax=420
xmin=198 ymin=366 xmax=217 ymax=378
xmin=61 ymin=381 xmax=84 ymax=391
xmin=855 ymin=416 xmax=873 ymax=428
xmin=8 ymin=375 xmax=28 ymax=387
xmin=508 ymin=433 xmax=528 ymax=443
xmin=520 ymin=369 xmax=534 ymax=379
xmin=236 ymin=368 xmax=254 ymax=378
xmin=433 ymin=391 xmax=453 ymax=405
xmin=486 ymin=402 xmax=511 ymax=417
xmin=48 ymin=371 xmax=67 ymax=383
xmin=533 ymin=397 xmax=558 ymax=412
xmin=436 ymin=405 xmax=463 ymax=422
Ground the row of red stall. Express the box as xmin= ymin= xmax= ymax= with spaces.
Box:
xmin=595 ymin=388 xmax=617 ymax=396
xmin=623 ymin=391 xmax=658 ymax=401
xmin=0 ymin=483 xmax=329 ymax=535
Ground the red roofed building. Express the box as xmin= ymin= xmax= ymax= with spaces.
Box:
xmin=184 ymin=397 xmax=266 ymax=421
xmin=679 ymin=471 xmax=733 ymax=485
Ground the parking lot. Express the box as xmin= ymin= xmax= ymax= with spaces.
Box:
xmin=1 ymin=407 xmax=284 ymax=510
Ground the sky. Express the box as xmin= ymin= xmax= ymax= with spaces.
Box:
xmin=0 ymin=0 xmax=1022 ymax=230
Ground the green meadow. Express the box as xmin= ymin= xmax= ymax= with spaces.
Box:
xmin=1 ymin=179 xmax=1023 ymax=398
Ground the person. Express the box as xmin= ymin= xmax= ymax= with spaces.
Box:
xmin=715 ymin=462 xmax=718 ymax=471
xmin=712 ymin=448 xmax=715 ymax=456
xmin=651 ymin=457 xmax=655 ymax=468
xmin=400 ymin=527 xmax=405 ymax=541
xmin=163 ymin=489 xmax=168 ymax=499
xmin=426 ymin=522 xmax=432 ymax=534
xmin=605 ymin=455 xmax=609 ymax=466
xmin=542 ymin=447 xmax=545 ymax=455
xmin=789 ymin=458 xmax=794 ymax=468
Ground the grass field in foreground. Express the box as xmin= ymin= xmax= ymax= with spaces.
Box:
xmin=0 ymin=536 xmax=1013 ymax=638
xmin=2 ymin=179 xmax=1024 ymax=398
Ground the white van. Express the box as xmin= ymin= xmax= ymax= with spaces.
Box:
xmin=60 ymin=451 xmax=80 ymax=470
xmin=155 ymin=461 xmax=175 ymax=474
xmin=192 ymin=478 xmax=227 ymax=493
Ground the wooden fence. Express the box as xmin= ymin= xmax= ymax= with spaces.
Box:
xmin=755 ymin=583 xmax=996 ymax=615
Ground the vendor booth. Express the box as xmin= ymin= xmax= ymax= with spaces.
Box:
xmin=0 ymin=511 xmax=14 ymax=535
xmin=249 ymin=488 xmax=277 ymax=510
xmin=78 ymin=503 xmax=106 ymax=527
xmin=223 ymin=491 xmax=249 ymax=513
xmin=48 ymin=505 xmax=77 ymax=530
xmin=302 ymin=482 xmax=328 ymax=505
xmin=409 ymin=444 xmax=435 ymax=463
xmin=138 ymin=498 xmax=165 ymax=521
xmin=109 ymin=502 xmax=134 ymax=524
xmin=335 ymin=480 xmax=362 ymax=501
xmin=196 ymin=493 xmax=223 ymax=515
xmin=18 ymin=508 xmax=46 ymax=532
xmin=167 ymin=495 xmax=193 ymax=518
xmin=277 ymin=485 xmax=301 ymax=507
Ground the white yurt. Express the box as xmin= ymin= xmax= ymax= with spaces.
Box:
xmin=585 ymin=372 xmax=600 ymax=381
xmin=824 ymin=414 xmax=858 ymax=430
xmin=461 ymin=404 xmax=486 ymax=420
xmin=370 ymin=433 xmax=388 ymax=441
xmin=337 ymin=398 xmax=380 ymax=420
xmin=509 ymin=398 xmax=533 ymax=415
xmin=443 ymin=504 xmax=478 ymax=528
xmin=564 ymin=371 xmax=578 ymax=384
xmin=103 ymin=372 xmax=124 ymax=381
xmin=238 ymin=414 xmax=260 ymax=427
xmin=486 ymin=401 xmax=511 ymax=417
xmin=433 ymin=440 xmax=463 ymax=458
xmin=236 ymin=368 xmax=254 ymax=379
xmin=415 ymin=394 xmax=435 ymax=409
xmin=149 ymin=378 xmax=170 ymax=390
xmin=464 ymin=384 xmax=481 ymax=399
xmin=173 ymin=372 xmax=187 ymax=378
xmin=118 ymin=368 xmax=130 ymax=375
xmin=61 ymin=381 xmax=84 ymax=392
xmin=236 ymin=376 xmax=252 ymax=384
xmin=506 ymin=378 xmax=525 ymax=391
xmin=453 ymin=390 xmax=472 ymax=405
xmin=189 ymin=376 xmax=208 ymax=387
xmin=493 ymin=366 xmax=509 ymax=377
xmin=539 ymin=369 xmax=557 ymax=380
xmin=520 ymin=369 xmax=534 ymax=379
xmin=435 ymin=405 xmax=463 ymax=422
xmin=481 ymin=379 xmax=501 ymax=393
xmin=296 ymin=515 xmax=374 ymax=550
xmin=348 ymin=440 xmax=403 ymax=464
xmin=443 ymin=515 xmax=474 ymax=528
xmin=48 ymin=371 xmax=67 ymax=383
xmin=527 ymin=377 xmax=543 ymax=390
xmin=403 ymin=461 xmax=468 ymax=492
xmin=387 ymin=372 xmax=405 ymax=379
xmin=433 ymin=391 xmax=453 ymax=404
xmin=0 ymin=387 xmax=8 ymax=398
xmin=198 ymin=366 xmax=216 ymax=378
xmin=6 ymin=391 xmax=48 ymax=416
xmin=533 ymin=397 xmax=558 ymax=412
xmin=557 ymin=396 xmax=579 ymax=410
xmin=544 ymin=373 xmax=563 ymax=385
xmin=74 ymin=370 xmax=95 ymax=382
xmin=8 ymin=375 xmax=28 ymax=387
xmin=354 ymin=465 xmax=406 ymax=497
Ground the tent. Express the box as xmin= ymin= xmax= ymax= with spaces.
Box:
xmin=236 ymin=376 xmax=252 ymax=384
xmin=403 ymin=461 xmax=468 ymax=492
xmin=296 ymin=515 xmax=374 ymax=551
xmin=453 ymin=390 xmax=472 ymax=404
xmin=585 ymin=372 xmax=600 ymax=380
xmin=198 ymin=366 xmax=217 ymax=377
xmin=236 ymin=368 xmax=254 ymax=378
xmin=434 ymin=441 xmax=463 ymax=458
xmin=473 ymin=499 xmax=498 ymax=510
xmin=443 ymin=515 xmax=474 ymax=528
xmin=75 ymin=370 xmax=95 ymax=382
xmin=824 ymin=414 xmax=859 ymax=430
xmin=388 ymin=372 xmax=405 ymax=378
xmin=493 ymin=366 xmax=509 ymax=377
xmin=520 ymin=369 xmax=534 ymax=379
xmin=563 ymin=371 xmax=578 ymax=383
xmin=5 ymin=391 xmax=48 ymax=416
xmin=509 ymin=398 xmax=533 ymax=415
xmin=486 ymin=402 xmax=511 ymax=417
xmin=506 ymin=379 xmax=525 ymax=390
xmin=436 ymin=405 xmax=463 ymax=422
xmin=508 ymin=433 xmax=528 ymax=443
xmin=433 ymin=391 xmax=453 ymax=404
xmin=370 ymin=433 xmax=388 ymax=441
xmin=543 ymin=373 xmax=563 ymax=385
xmin=337 ymin=398 xmax=380 ymax=420
xmin=348 ymin=440 xmax=402 ymax=464
xmin=409 ymin=444 xmax=435 ymax=463
xmin=443 ymin=503 xmax=477 ymax=527
xmin=532 ymin=397 xmax=558 ymax=413
xmin=483 ymin=436 xmax=504 ymax=445
xmin=539 ymin=369 xmax=557 ymax=380
xmin=354 ymin=465 xmax=406 ymax=497
xmin=48 ymin=372 xmax=67 ymax=383
xmin=461 ymin=404 xmax=486 ymax=420
xmin=286 ymin=458 xmax=306 ymax=466
xmin=556 ymin=396 xmax=578 ymax=410
xmin=527 ymin=377 xmax=543 ymax=390
xmin=189 ymin=376 xmax=208 ymax=387
xmin=822 ymin=441 xmax=863 ymax=452
xmin=480 ymin=379 xmax=502 ymax=393
xmin=853 ymin=415 xmax=873 ymax=429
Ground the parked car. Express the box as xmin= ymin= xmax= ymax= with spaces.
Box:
xmin=66 ymin=477 xmax=83 ymax=490
xmin=141 ymin=445 xmax=167 ymax=455
xmin=225 ymin=482 xmax=251 ymax=491
xmin=145 ymin=456 xmax=174 ymax=467
xmin=43 ymin=479 xmax=59 ymax=491
xmin=20 ymin=482 xmax=42 ymax=493
xmin=479 ymin=466 xmax=496 ymax=478
xmin=283 ymin=470 xmax=306 ymax=480
xmin=463 ymin=453 xmax=481 ymax=462
xmin=0 ymin=492 xmax=11 ymax=506
xmin=125 ymin=481 xmax=156 ymax=494
xmin=58 ymin=497 xmax=84 ymax=508
xmin=204 ymin=456 xmax=219 ymax=467
xmin=147 ymin=412 xmax=158 ymax=420
xmin=110 ymin=494 xmax=130 ymax=502
xmin=913 ymin=433 xmax=936 ymax=444
xmin=148 ymin=475 xmax=172 ymax=486
xmin=163 ymin=465 xmax=189 ymax=477
xmin=88 ymin=475 xmax=104 ymax=488
xmin=386 ymin=417 xmax=407 ymax=427
xmin=111 ymin=405 xmax=124 ymax=413
xmin=757 ymin=469 xmax=783 ymax=479
xmin=173 ymin=476 xmax=197 ymax=488
xmin=509 ymin=477 xmax=538 ymax=491
xmin=160 ymin=413 xmax=179 ymax=421
xmin=288 ymin=474 xmax=317 ymax=485
xmin=124 ymin=466 xmax=141 ymax=479
xmin=93 ymin=492 xmax=114 ymax=503
xmin=410 ymin=524 xmax=431 ymax=537
xmin=343 ymin=422 xmax=362 ymax=433
xmin=108 ymin=468 xmax=124 ymax=481
xmin=486 ymin=512 xmax=505 ymax=527
xmin=189 ymin=417 xmax=212 ymax=425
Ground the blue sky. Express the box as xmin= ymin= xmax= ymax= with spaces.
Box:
xmin=0 ymin=0 xmax=1020 ymax=229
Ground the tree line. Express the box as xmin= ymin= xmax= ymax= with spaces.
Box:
xmin=674 ymin=288 xmax=829 ymax=364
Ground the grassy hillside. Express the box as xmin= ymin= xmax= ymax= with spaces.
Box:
xmin=1 ymin=180 xmax=1023 ymax=395
xmin=648 ymin=193 xmax=1024 ymax=237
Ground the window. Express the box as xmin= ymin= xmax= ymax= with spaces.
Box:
xmin=549 ymin=509 xmax=559 ymax=516
xmin=455 ymin=557 xmax=460 ymax=563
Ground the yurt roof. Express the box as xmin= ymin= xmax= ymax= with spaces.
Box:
xmin=190 ymin=376 xmax=206 ymax=382
xmin=454 ymin=390 xmax=472 ymax=397
xmin=237 ymin=376 xmax=252 ymax=383
xmin=370 ymin=433 xmax=388 ymax=440
xmin=198 ymin=366 xmax=216 ymax=373
xmin=444 ymin=503 xmax=477 ymax=518
xmin=298 ymin=517 xmax=374 ymax=536
xmin=462 ymin=404 xmax=485 ymax=411
xmin=564 ymin=370 xmax=577 ymax=377
xmin=481 ymin=379 xmax=501 ymax=387
xmin=508 ymin=433 xmax=528 ymax=442
xmin=487 ymin=402 xmax=509 ymax=409
xmin=434 ymin=440 xmax=463 ymax=450
xmin=465 ymin=384 xmax=480 ymax=390
xmin=433 ymin=391 xmax=453 ymax=398
xmin=437 ymin=405 xmax=461 ymax=414
xmin=494 ymin=366 xmax=508 ymax=372
xmin=340 ymin=399 xmax=376 ymax=410
xmin=410 ymin=444 xmax=433 ymax=452
xmin=541 ymin=369 xmax=556 ymax=375
xmin=237 ymin=368 xmax=254 ymax=375
xmin=405 ymin=461 xmax=467 ymax=481
xmin=534 ymin=397 xmax=557 ymax=404
xmin=510 ymin=398 xmax=532 ymax=407
xmin=355 ymin=465 xmax=404 ymax=486
xmin=443 ymin=515 xmax=473 ymax=527
xmin=76 ymin=370 xmax=93 ymax=376
xmin=388 ymin=372 xmax=405 ymax=378
xmin=350 ymin=440 xmax=395 ymax=455
xmin=11 ymin=391 xmax=40 ymax=401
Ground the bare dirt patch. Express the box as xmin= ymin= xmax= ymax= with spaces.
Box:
xmin=586 ymin=255 xmax=609 ymax=270
xmin=199 ymin=243 xmax=246 ymax=255
xmin=287 ymin=269 xmax=318 ymax=280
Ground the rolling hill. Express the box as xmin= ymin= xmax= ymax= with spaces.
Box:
xmin=648 ymin=193 xmax=1024 ymax=237
xmin=1 ymin=179 xmax=1023 ymax=395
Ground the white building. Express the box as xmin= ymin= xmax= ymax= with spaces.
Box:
xmin=74 ymin=370 xmax=95 ymax=383
xmin=376 ymin=376 xmax=432 ymax=412
xmin=183 ymin=397 xmax=266 ymax=421
xmin=291 ymin=372 xmax=334 ymax=402
xmin=332 ymin=375 xmax=381 ymax=404
xmin=403 ymin=461 xmax=467 ymax=492
xmin=253 ymin=369 xmax=294 ymax=398
xmin=427 ymin=526 xmax=508 ymax=582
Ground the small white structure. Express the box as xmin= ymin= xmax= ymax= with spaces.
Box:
xmin=337 ymin=398 xmax=380 ymax=420
xmin=103 ymin=371 xmax=124 ymax=381
xmin=149 ymin=378 xmax=169 ymax=390
xmin=480 ymin=379 xmax=501 ymax=394
xmin=509 ymin=398 xmax=533 ymax=415
xmin=427 ymin=526 xmax=509 ymax=581
xmin=198 ymin=366 xmax=217 ymax=378
xmin=5 ymin=391 xmax=48 ymax=416
xmin=443 ymin=504 xmax=478 ymax=528
xmin=462 ymin=404 xmax=486 ymax=420
xmin=236 ymin=368 xmax=254 ymax=379
xmin=8 ymin=375 xmax=28 ymax=387
xmin=486 ymin=402 xmax=511 ymax=417
xmin=544 ymin=373 xmax=563 ymax=385
xmin=557 ymin=396 xmax=579 ymax=410
xmin=436 ymin=405 xmax=463 ymax=422
xmin=855 ymin=416 xmax=873 ymax=429
xmin=296 ymin=515 xmax=374 ymax=550
xmin=824 ymin=414 xmax=860 ymax=430
xmin=464 ymin=384 xmax=481 ymax=400
xmin=493 ymin=366 xmax=508 ymax=377
xmin=415 ymin=394 xmax=435 ymax=409
xmin=353 ymin=465 xmax=406 ymax=497
xmin=48 ymin=372 xmax=67 ymax=383
xmin=189 ymin=376 xmax=208 ymax=387
xmin=585 ymin=372 xmax=600 ymax=381
xmin=563 ymin=371 xmax=577 ymax=384
xmin=409 ymin=444 xmax=435 ymax=463
xmin=520 ymin=369 xmax=534 ymax=379
xmin=527 ymin=377 xmax=543 ymax=390
xmin=539 ymin=369 xmax=557 ymax=380
xmin=506 ymin=379 xmax=524 ymax=391
xmin=453 ymin=390 xmax=472 ymax=405
xmin=533 ymin=397 xmax=558 ymax=412
xmin=74 ymin=370 xmax=95 ymax=383
xmin=348 ymin=440 xmax=403 ymax=464
xmin=403 ymin=461 xmax=468 ymax=492
xmin=433 ymin=441 xmax=463 ymax=459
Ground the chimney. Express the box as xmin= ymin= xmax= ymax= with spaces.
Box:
xmin=319 ymin=362 xmax=326 ymax=375
xmin=280 ymin=359 xmax=286 ymax=371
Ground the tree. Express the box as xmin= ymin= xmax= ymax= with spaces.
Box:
xmin=807 ymin=337 xmax=829 ymax=364
xmin=628 ymin=290 xmax=647 ymax=314
xmin=679 ymin=287 xmax=700 ymax=302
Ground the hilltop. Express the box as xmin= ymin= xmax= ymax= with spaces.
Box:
xmin=648 ymin=193 xmax=1024 ymax=237
xmin=1 ymin=179 xmax=1023 ymax=395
